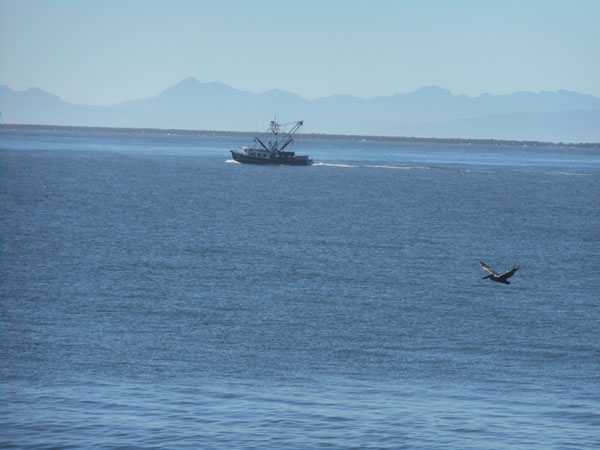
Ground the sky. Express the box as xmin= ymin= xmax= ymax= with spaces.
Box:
xmin=1 ymin=0 xmax=599 ymax=106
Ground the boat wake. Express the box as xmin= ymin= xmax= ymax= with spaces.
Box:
xmin=314 ymin=162 xmax=433 ymax=171
xmin=548 ymin=171 xmax=593 ymax=176
xmin=313 ymin=163 xmax=359 ymax=168
xmin=226 ymin=159 xmax=241 ymax=164
xmin=313 ymin=162 xmax=497 ymax=174
xmin=364 ymin=164 xmax=431 ymax=170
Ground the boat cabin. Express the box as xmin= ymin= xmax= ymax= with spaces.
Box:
xmin=243 ymin=146 xmax=271 ymax=159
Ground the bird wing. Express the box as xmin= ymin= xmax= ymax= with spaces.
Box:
xmin=480 ymin=261 xmax=497 ymax=276
xmin=500 ymin=266 xmax=519 ymax=279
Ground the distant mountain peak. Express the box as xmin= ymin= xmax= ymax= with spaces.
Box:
xmin=413 ymin=86 xmax=452 ymax=96
xmin=263 ymin=88 xmax=292 ymax=95
xmin=169 ymin=77 xmax=201 ymax=89
xmin=20 ymin=87 xmax=62 ymax=102
xmin=157 ymin=77 xmax=237 ymax=99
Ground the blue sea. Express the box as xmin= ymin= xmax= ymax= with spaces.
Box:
xmin=1 ymin=127 xmax=599 ymax=448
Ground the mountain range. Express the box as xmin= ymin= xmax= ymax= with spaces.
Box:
xmin=2 ymin=77 xmax=599 ymax=143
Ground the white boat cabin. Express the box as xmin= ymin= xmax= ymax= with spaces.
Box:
xmin=243 ymin=146 xmax=272 ymax=159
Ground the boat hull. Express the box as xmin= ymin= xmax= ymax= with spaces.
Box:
xmin=230 ymin=150 xmax=313 ymax=166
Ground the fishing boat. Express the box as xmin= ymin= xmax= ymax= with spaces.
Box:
xmin=230 ymin=120 xmax=313 ymax=166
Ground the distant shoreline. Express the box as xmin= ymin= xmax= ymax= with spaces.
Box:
xmin=2 ymin=123 xmax=598 ymax=148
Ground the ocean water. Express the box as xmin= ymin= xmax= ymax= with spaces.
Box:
xmin=1 ymin=127 xmax=599 ymax=448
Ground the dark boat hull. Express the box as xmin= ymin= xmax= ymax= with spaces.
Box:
xmin=230 ymin=151 xmax=313 ymax=166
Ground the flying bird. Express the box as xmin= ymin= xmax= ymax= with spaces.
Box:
xmin=480 ymin=261 xmax=519 ymax=284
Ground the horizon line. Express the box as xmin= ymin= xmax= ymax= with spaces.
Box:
xmin=2 ymin=123 xmax=598 ymax=148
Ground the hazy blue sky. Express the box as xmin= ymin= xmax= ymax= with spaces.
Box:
xmin=1 ymin=0 xmax=599 ymax=105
